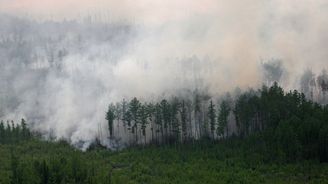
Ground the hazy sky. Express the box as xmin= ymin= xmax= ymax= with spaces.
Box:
xmin=0 ymin=0 xmax=216 ymax=23
xmin=1 ymin=0 xmax=328 ymax=89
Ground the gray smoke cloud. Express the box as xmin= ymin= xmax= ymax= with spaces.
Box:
xmin=1 ymin=1 xmax=328 ymax=149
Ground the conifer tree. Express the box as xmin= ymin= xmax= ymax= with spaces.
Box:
xmin=180 ymin=100 xmax=188 ymax=142
xmin=146 ymin=103 xmax=155 ymax=143
xmin=106 ymin=105 xmax=115 ymax=138
xmin=121 ymin=99 xmax=128 ymax=132
xmin=0 ymin=120 xmax=5 ymax=143
xmin=154 ymin=103 xmax=163 ymax=144
xmin=129 ymin=97 xmax=141 ymax=143
xmin=217 ymin=100 xmax=230 ymax=138
xmin=170 ymin=98 xmax=180 ymax=142
xmin=139 ymin=104 xmax=149 ymax=143
xmin=160 ymin=99 xmax=170 ymax=143
xmin=20 ymin=119 xmax=28 ymax=139
xmin=194 ymin=93 xmax=201 ymax=138
xmin=207 ymin=100 xmax=216 ymax=139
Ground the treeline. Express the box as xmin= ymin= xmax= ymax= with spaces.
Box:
xmin=105 ymin=93 xmax=232 ymax=145
xmin=106 ymin=82 xmax=328 ymax=162
xmin=0 ymin=119 xmax=31 ymax=144
xmin=234 ymin=83 xmax=328 ymax=162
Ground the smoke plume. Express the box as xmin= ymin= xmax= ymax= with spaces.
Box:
xmin=1 ymin=0 xmax=328 ymax=149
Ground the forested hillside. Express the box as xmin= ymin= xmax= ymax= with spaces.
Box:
xmin=105 ymin=82 xmax=328 ymax=162
xmin=1 ymin=83 xmax=328 ymax=183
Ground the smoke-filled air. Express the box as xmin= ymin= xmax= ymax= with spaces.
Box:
xmin=1 ymin=0 xmax=328 ymax=150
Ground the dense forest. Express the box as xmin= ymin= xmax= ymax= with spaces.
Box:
xmin=1 ymin=83 xmax=328 ymax=183
xmin=105 ymin=82 xmax=328 ymax=162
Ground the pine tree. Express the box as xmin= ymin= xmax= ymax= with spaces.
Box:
xmin=114 ymin=103 xmax=122 ymax=137
xmin=160 ymin=99 xmax=171 ymax=143
xmin=124 ymin=110 xmax=132 ymax=131
xmin=121 ymin=99 xmax=128 ymax=132
xmin=129 ymin=97 xmax=141 ymax=143
xmin=207 ymin=100 xmax=216 ymax=139
xmin=154 ymin=103 xmax=163 ymax=144
xmin=0 ymin=120 xmax=5 ymax=143
xmin=139 ymin=104 xmax=149 ymax=144
xmin=20 ymin=118 xmax=28 ymax=139
xmin=106 ymin=105 xmax=115 ymax=138
xmin=146 ymin=103 xmax=155 ymax=143
xmin=6 ymin=121 xmax=11 ymax=143
xmin=170 ymin=98 xmax=180 ymax=143
xmin=217 ymin=100 xmax=230 ymax=138
xmin=180 ymin=100 xmax=188 ymax=142
xmin=194 ymin=92 xmax=201 ymax=139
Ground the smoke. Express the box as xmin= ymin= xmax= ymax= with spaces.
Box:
xmin=300 ymin=69 xmax=316 ymax=99
xmin=261 ymin=59 xmax=285 ymax=86
xmin=1 ymin=1 xmax=328 ymax=149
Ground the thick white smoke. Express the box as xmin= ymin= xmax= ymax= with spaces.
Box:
xmin=1 ymin=0 xmax=328 ymax=149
